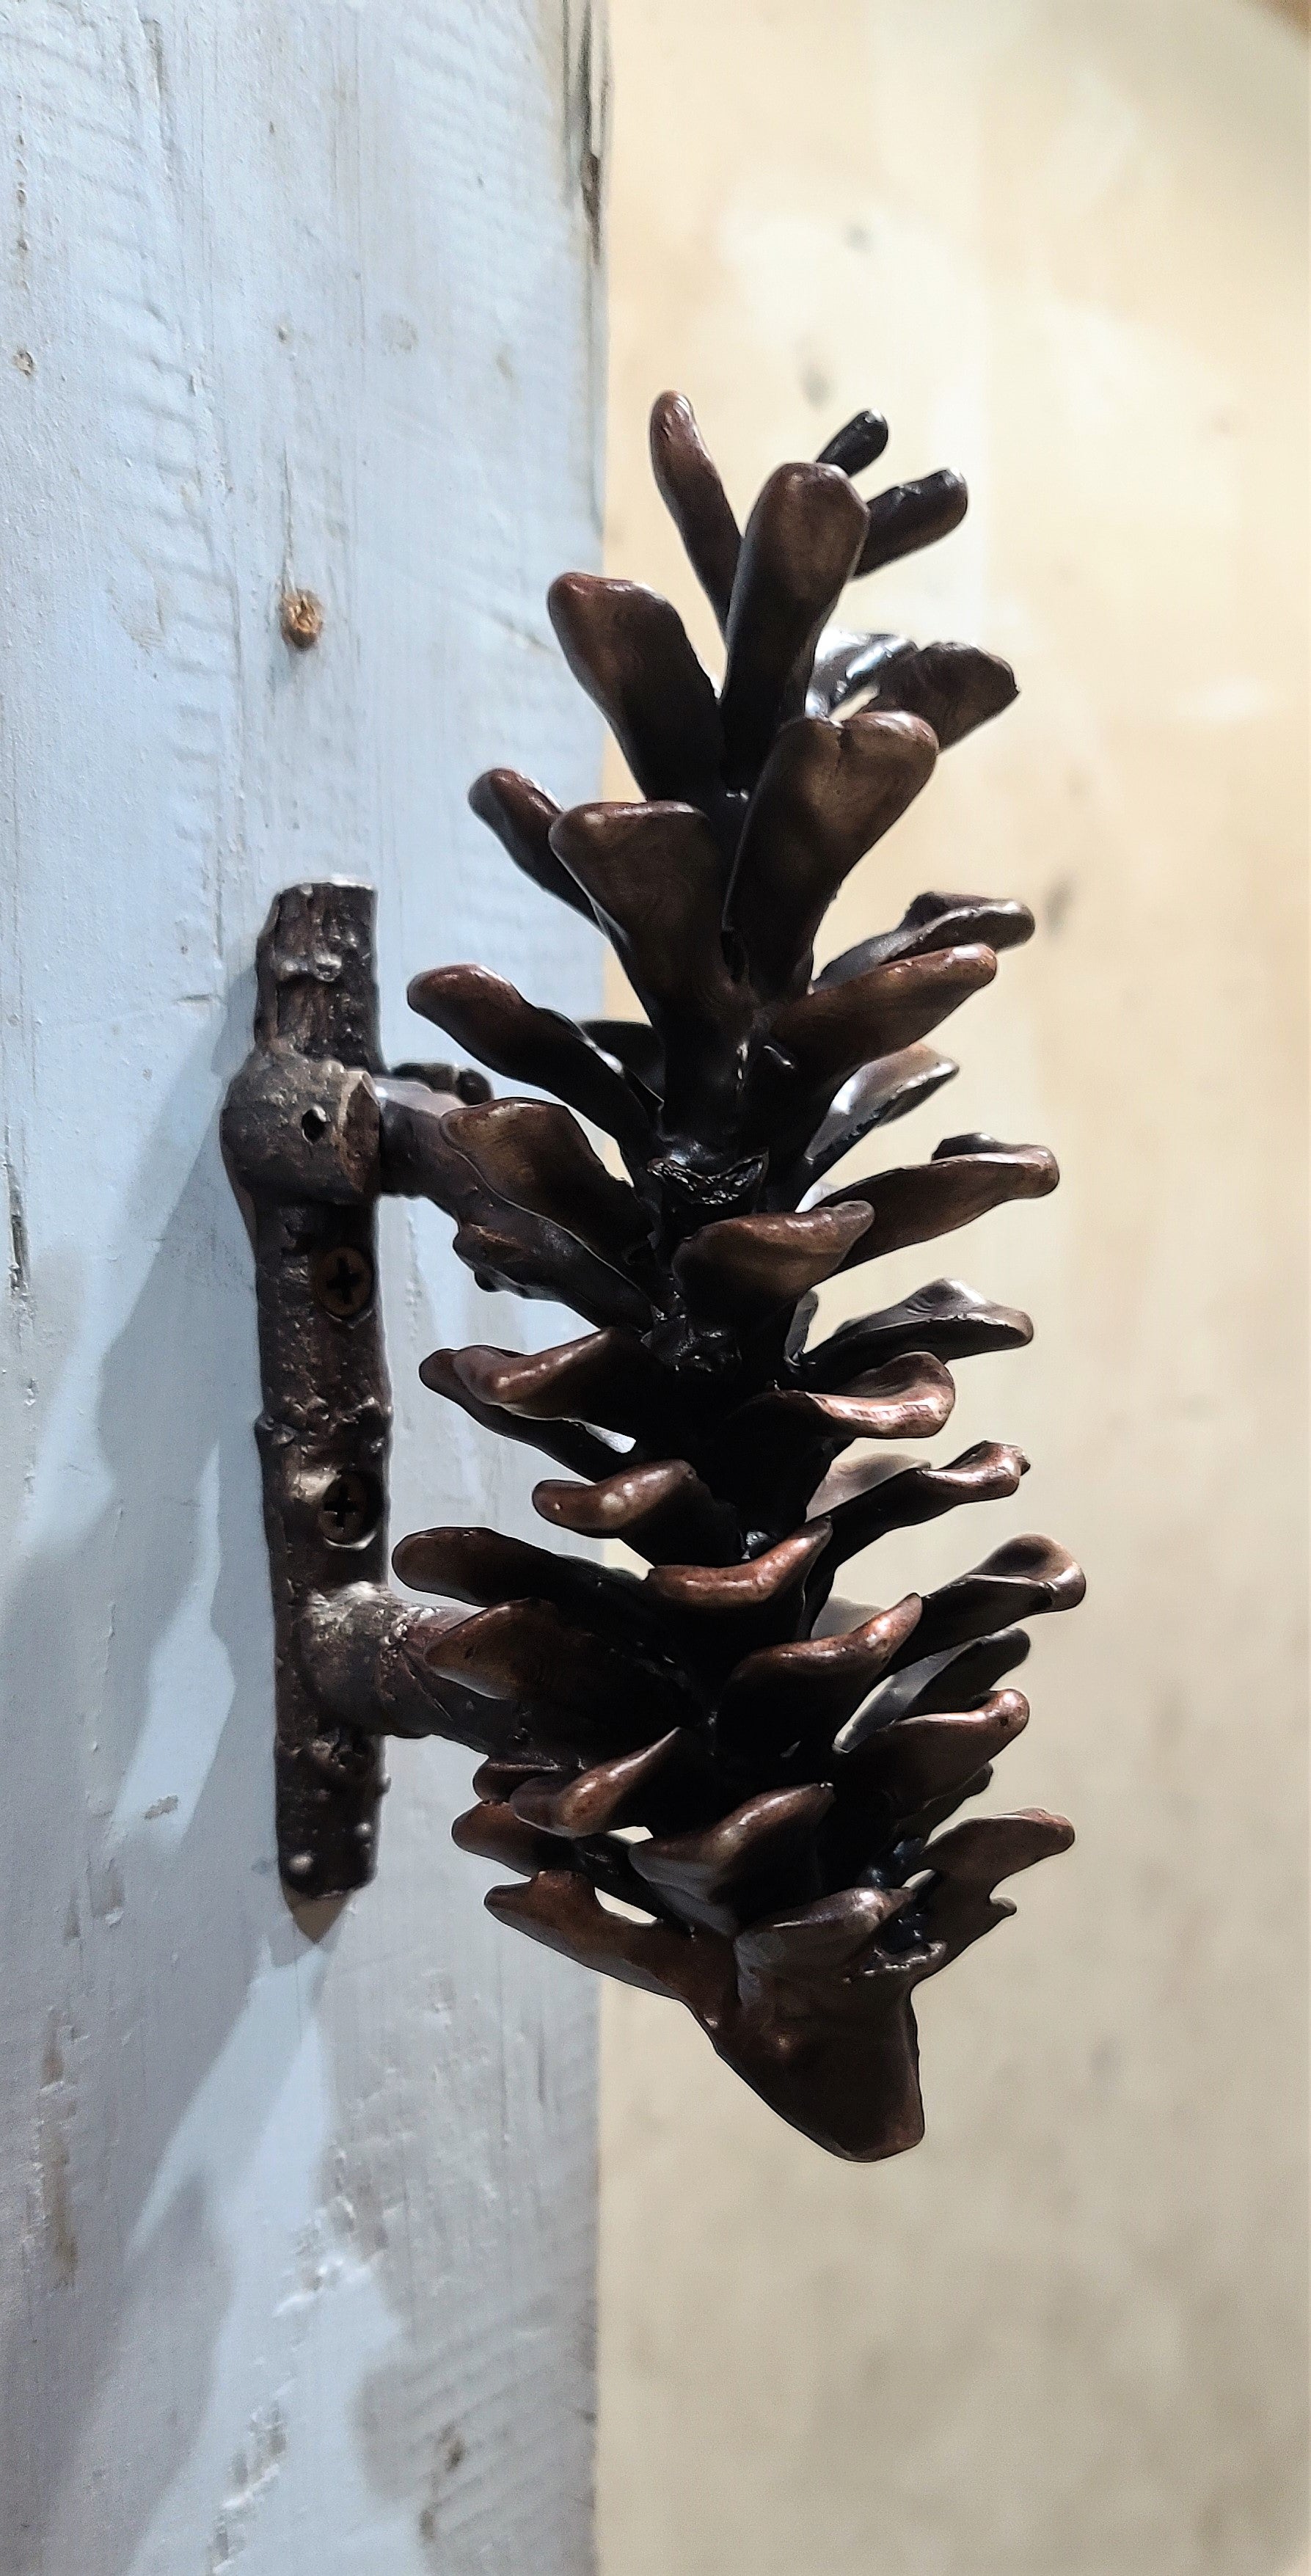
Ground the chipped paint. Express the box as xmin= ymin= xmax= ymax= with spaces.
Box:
xmin=563 ymin=0 xmax=610 ymax=265
xmin=5 ymin=1153 xmax=28 ymax=1303
xmin=36 ymin=2017 xmax=78 ymax=2287
xmin=205 ymin=2405 xmax=289 ymax=2572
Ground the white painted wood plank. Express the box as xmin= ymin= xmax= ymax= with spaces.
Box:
xmin=0 ymin=8 xmax=607 ymax=2569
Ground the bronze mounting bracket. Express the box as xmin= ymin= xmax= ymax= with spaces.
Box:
xmin=222 ymin=880 xmax=486 ymax=1901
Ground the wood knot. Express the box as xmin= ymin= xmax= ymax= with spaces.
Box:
xmin=280 ymin=588 xmax=324 ymax=650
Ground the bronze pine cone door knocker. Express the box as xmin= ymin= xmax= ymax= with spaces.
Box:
xmin=224 ymin=392 xmax=1084 ymax=2161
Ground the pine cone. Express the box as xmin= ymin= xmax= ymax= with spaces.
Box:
xmin=389 ymin=393 xmax=1084 ymax=2161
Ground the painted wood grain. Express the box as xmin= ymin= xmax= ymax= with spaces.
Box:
xmin=0 ymin=7 xmax=607 ymax=2569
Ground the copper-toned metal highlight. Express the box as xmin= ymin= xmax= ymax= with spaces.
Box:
xmin=227 ymin=396 xmax=1082 ymax=2159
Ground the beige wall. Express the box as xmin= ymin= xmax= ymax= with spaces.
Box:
xmin=596 ymin=4 xmax=1309 ymax=2572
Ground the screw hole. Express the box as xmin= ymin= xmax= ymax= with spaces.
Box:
xmin=302 ymin=1104 xmax=329 ymax=1142
xmin=311 ymin=1242 xmax=374 ymax=1319
xmin=317 ymin=1470 xmax=380 ymax=1550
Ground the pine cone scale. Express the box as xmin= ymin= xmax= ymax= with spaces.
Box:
xmin=394 ymin=394 xmax=1083 ymax=2159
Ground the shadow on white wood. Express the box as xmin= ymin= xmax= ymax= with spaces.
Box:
xmin=0 ymin=6 xmax=607 ymax=2570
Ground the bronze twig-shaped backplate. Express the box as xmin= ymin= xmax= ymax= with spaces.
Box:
xmin=221 ymin=881 xmax=488 ymax=1898
xmin=226 ymin=393 xmax=1084 ymax=2159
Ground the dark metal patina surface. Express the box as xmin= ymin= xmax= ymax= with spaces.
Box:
xmin=227 ymin=395 xmax=1084 ymax=2159
xmin=222 ymin=883 xmax=482 ymax=1899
